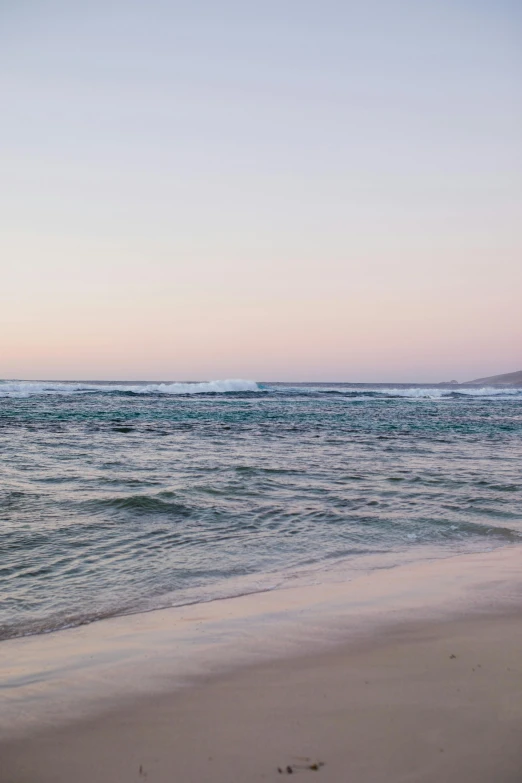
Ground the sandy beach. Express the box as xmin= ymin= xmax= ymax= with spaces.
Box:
xmin=2 ymin=547 xmax=522 ymax=782
xmin=2 ymin=612 xmax=522 ymax=783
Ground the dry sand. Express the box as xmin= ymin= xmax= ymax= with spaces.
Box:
xmin=2 ymin=548 xmax=522 ymax=782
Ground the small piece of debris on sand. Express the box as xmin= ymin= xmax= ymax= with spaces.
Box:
xmin=277 ymin=761 xmax=325 ymax=773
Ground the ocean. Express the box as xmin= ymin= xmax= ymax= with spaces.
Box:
xmin=1 ymin=379 xmax=521 ymax=641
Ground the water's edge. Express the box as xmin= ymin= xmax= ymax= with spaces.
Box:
xmin=2 ymin=545 xmax=522 ymax=740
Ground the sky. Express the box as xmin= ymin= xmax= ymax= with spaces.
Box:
xmin=1 ymin=0 xmax=521 ymax=382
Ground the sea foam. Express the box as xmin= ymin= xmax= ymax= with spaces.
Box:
xmin=375 ymin=386 xmax=521 ymax=399
xmin=0 ymin=379 xmax=259 ymax=398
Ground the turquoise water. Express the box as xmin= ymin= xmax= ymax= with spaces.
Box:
xmin=1 ymin=380 xmax=521 ymax=640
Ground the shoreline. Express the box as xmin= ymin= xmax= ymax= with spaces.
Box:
xmin=5 ymin=539 xmax=516 ymax=644
xmin=1 ymin=547 xmax=522 ymax=743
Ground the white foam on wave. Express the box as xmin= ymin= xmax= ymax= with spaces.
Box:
xmin=0 ymin=379 xmax=259 ymax=398
xmin=293 ymin=385 xmax=521 ymax=399
xmin=376 ymin=386 xmax=521 ymax=399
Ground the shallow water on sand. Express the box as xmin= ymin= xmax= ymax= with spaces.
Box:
xmin=1 ymin=380 xmax=521 ymax=639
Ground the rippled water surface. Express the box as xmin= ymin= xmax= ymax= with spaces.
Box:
xmin=1 ymin=380 xmax=521 ymax=639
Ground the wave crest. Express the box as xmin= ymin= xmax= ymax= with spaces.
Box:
xmin=298 ymin=386 xmax=522 ymax=400
xmin=0 ymin=379 xmax=259 ymax=398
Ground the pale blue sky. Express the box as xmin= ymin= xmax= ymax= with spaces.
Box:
xmin=1 ymin=1 xmax=521 ymax=381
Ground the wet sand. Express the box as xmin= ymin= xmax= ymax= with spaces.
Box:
xmin=1 ymin=548 xmax=522 ymax=782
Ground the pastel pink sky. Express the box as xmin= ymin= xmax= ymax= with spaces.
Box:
xmin=1 ymin=2 xmax=521 ymax=382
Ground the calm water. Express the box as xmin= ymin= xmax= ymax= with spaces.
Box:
xmin=1 ymin=380 xmax=521 ymax=640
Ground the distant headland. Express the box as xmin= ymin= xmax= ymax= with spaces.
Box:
xmin=462 ymin=369 xmax=522 ymax=387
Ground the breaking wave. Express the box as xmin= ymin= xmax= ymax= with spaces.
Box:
xmin=0 ymin=379 xmax=259 ymax=398
xmin=1 ymin=379 xmax=520 ymax=400
xmin=373 ymin=386 xmax=522 ymax=399
xmin=292 ymin=386 xmax=522 ymax=400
